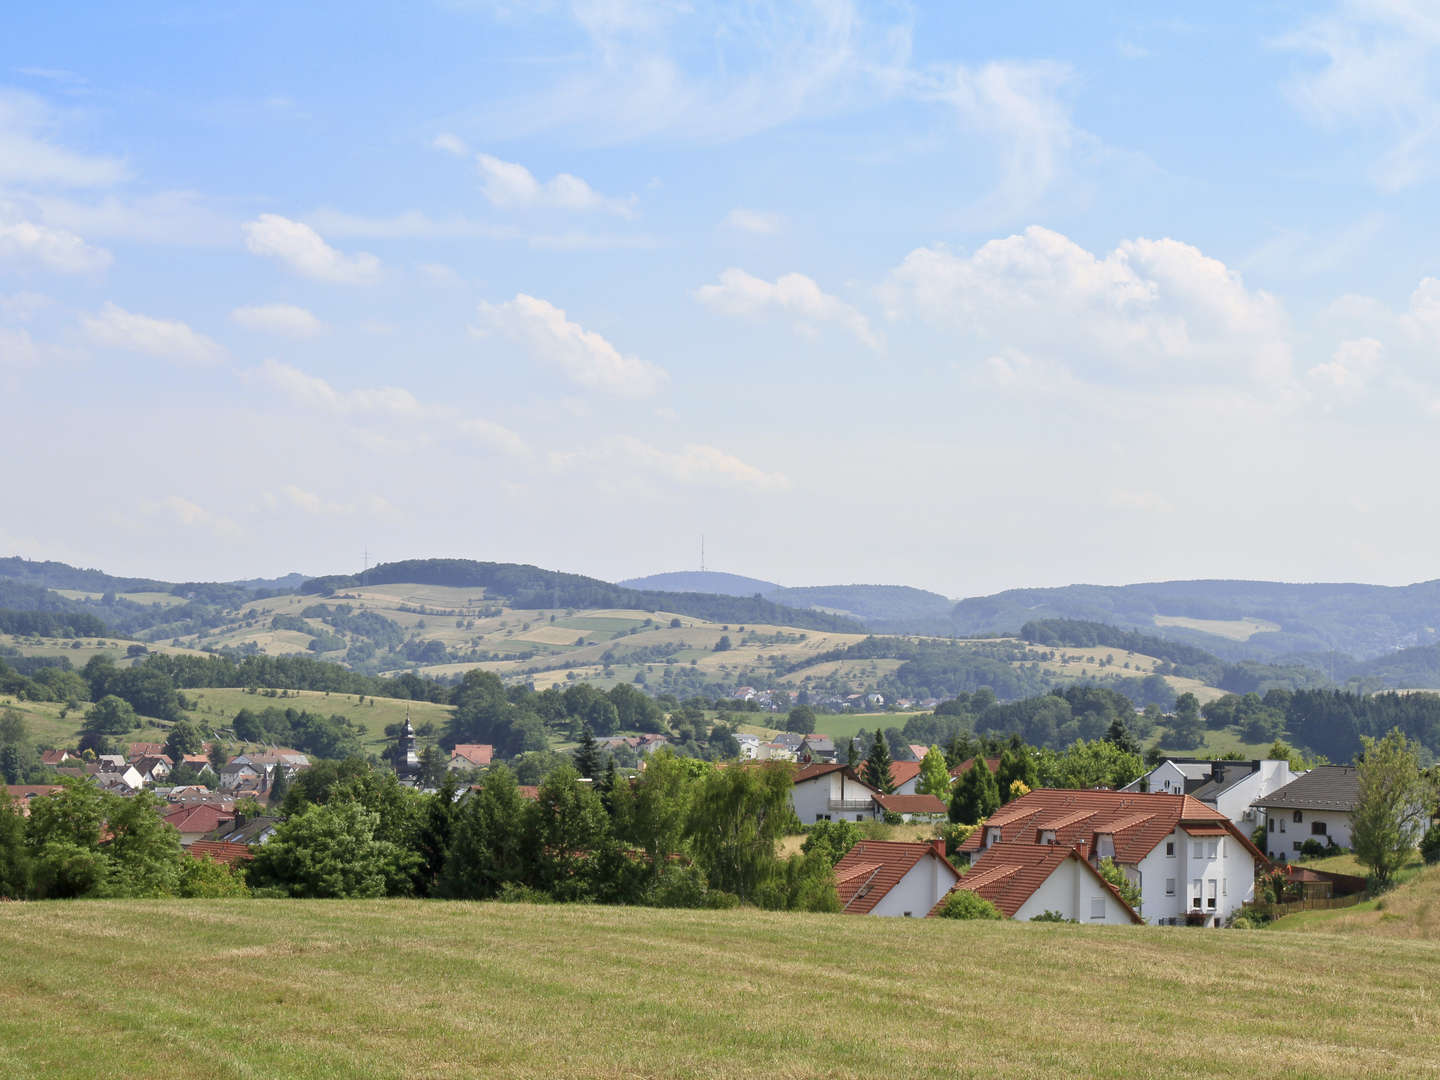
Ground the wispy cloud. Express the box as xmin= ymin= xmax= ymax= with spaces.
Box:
xmin=81 ymin=302 xmax=226 ymax=366
xmin=0 ymin=213 xmax=111 ymax=273
xmin=695 ymin=267 xmax=881 ymax=350
xmin=242 ymin=214 xmax=381 ymax=283
xmin=0 ymin=89 xmax=128 ymax=188
xmin=230 ymin=303 xmax=326 ymax=338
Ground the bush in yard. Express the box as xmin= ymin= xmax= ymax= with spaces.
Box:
xmin=936 ymin=889 xmax=1002 ymax=920
xmin=1421 ymin=824 xmax=1440 ymax=866
xmin=1029 ymin=910 xmax=1077 ymax=923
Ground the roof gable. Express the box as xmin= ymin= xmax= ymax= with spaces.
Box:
xmin=933 ymin=842 xmax=1143 ymax=921
xmin=833 ymin=840 xmax=959 ymax=915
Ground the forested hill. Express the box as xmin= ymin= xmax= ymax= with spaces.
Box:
xmin=303 ymin=559 xmax=863 ymax=634
xmin=618 ymin=571 xmax=781 ymax=596
xmin=952 ymin=578 xmax=1440 ymax=660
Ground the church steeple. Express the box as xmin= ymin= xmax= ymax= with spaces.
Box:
xmin=396 ymin=704 xmax=420 ymax=779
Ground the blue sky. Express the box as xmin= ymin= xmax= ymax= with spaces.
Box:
xmin=4 ymin=1 xmax=1440 ymax=597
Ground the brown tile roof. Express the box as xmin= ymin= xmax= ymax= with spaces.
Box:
xmin=792 ymin=761 xmax=851 ymax=785
xmin=451 ymin=743 xmax=494 ymax=766
xmin=40 ymin=749 xmax=73 ymax=766
xmin=128 ymin=742 xmax=166 ymax=759
xmin=162 ymin=804 xmax=236 ymax=834
xmin=958 ymin=789 xmax=1268 ymax=866
xmin=930 ymin=842 xmax=1143 ymax=922
xmin=186 ymin=840 xmax=252 ymax=866
xmin=888 ymin=761 xmax=922 ymax=788
xmin=832 ymin=839 xmax=960 ymax=915
xmin=871 ymin=792 xmax=948 ymax=815
xmin=4 ymin=785 xmax=63 ymax=815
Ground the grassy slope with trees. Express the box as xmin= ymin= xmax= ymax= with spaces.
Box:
xmin=0 ymin=900 xmax=1436 ymax=1079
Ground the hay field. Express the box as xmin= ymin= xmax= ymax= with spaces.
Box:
xmin=183 ymin=688 xmax=454 ymax=750
xmin=1153 ymin=614 xmax=1281 ymax=641
xmin=0 ymin=900 xmax=1436 ymax=1079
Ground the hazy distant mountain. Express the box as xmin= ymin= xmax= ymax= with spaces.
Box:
xmin=770 ymin=584 xmax=956 ymax=632
xmin=950 ymin=578 xmax=1440 ymax=660
xmin=618 ymin=571 xmax=781 ymax=597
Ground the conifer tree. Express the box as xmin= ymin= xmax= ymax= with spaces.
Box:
xmin=1105 ymin=717 xmax=1141 ymax=757
xmin=949 ymin=756 xmax=1001 ymax=825
xmin=861 ymin=729 xmax=894 ymax=794
xmin=996 ymin=743 xmax=1038 ymax=803
xmin=573 ymin=723 xmax=602 ymax=780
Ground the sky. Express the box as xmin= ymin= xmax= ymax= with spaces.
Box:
xmin=4 ymin=1 xmax=1440 ymax=599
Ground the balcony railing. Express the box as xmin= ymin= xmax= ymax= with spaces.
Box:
xmin=828 ymin=799 xmax=874 ymax=811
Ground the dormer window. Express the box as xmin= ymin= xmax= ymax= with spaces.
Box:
xmin=1095 ymin=833 xmax=1115 ymax=858
xmin=1039 ymin=829 xmax=1056 ymax=846
xmin=984 ymin=827 xmax=1002 ymax=848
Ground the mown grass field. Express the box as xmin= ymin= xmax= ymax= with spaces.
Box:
xmin=0 ymin=900 xmax=1436 ymax=1079
xmin=183 ymin=688 xmax=454 ymax=752
xmin=0 ymin=695 xmax=167 ymax=749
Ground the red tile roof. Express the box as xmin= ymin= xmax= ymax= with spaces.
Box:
xmin=162 ymin=804 xmax=236 ymax=835
xmin=871 ymin=792 xmax=948 ymax=815
xmin=832 ymin=840 xmax=960 ymax=915
xmin=186 ymin=841 xmax=252 ymax=866
xmin=929 ymin=842 xmax=1143 ymax=922
xmin=40 ymin=749 xmax=73 ymax=766
xmin=451 ymin=743 xmax=494 ymax=766
xmin=958 ymin=789 xmax=1268 ymax=866
xmin=4 ymin=785 xmax=63 ymax=815
xmin=888 ymin=761 xmax=922 ymax=788
xmin=792 ymin=761 xmax=852 ymax=785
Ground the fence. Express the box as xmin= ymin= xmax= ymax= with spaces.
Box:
xmin=1245 ymin=893 xmax=1365 ymax=919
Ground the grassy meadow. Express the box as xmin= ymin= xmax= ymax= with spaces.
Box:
xmin=183 ymin=687 xmax=453 ymax=752
xmin=0 ymin=900 xmax=1437 ymax=1079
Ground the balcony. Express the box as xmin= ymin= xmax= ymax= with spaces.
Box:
xmin=828 ymin=799 xmax=873 ymax=812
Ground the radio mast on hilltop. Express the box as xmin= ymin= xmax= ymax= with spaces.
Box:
xmin=700 ymin=534 xmax=705 ymax=573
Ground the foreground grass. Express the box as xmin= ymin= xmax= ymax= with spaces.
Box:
xmin=1 ymin=901 xmax=1437 ymax=1079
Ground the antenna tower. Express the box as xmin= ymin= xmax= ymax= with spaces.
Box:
xmin=700 ymin=534 xmax=706 ymax=573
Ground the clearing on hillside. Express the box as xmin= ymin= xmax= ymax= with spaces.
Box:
xmin=0 ymin=900 xmax=1435 ymax=1079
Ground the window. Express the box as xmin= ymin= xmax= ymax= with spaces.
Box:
xmin=1165 ymin=841 xmax=1175 ymax=857
xmin=1222 ymin=878 xmax=1227 ymax=896
xmin=1162 ymin=779 xmax=1171 ymax=791
xmin=1311 ymin=821 xmax=1328 ymax=836
xmin=1207 ymin=840 xmax=1218 ymax=859
xmin=1096 ymin=833 xmax=1115 ymax=858
xmin=1165 ymin=878 xmax=1176 ymax=896
xmin=984 ymin=827 xmax=1001 ymax=848
xmin=1091 ymin=896 xmax=1106 ymax=920
xmin=1190 ymin=840 xmax=1203 ymax=858
xmin=1191 ymin=879 xmax=1202 ymax=909
xmin=1293 ymin=810 xmax=1303 ymax=824
xmin=1280 ymin=819 xmax=1287 ymax=833
xmin=1268 ymin=817 xmax=1275 ymax=833
xmin=1207 ymin=879 xmax=1217 ymax=909
xmin=1039 ymin=829 xmax=1056 ymax=845
xmin=903 ymin=911 xmax=912 ymax=918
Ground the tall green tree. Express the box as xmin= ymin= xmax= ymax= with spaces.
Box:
xmin=1352 ymin=728 xmax=1437 ymax=889
xmin=915 ymin=745 xmax=951 ymax=797
xmin=1105 ymin=717 xmax=1140 ymax=757
xmin=163 ymin=719 xmax=204 ymax=761
xmin=785 ymin=705 xmax=817 ymax=736
xmin=686 ymin=761 xmax=791 ymax=902
xmin=573 ymin=724 xmax=602 ymax=780
xmin=612 ymin=748 xmax=693 ymax=885
xmin=82 ymin=695 xmax=138 ymax=736
xmin=0 ymin=787 xmax=30 ymax=899
xmin=861 ymin=728 xmax=894 ymax=794
xmin=247 ymin=801 xmax=416 ymax=898
xmin=1164 ymin=693 xmax=1204 ymax=751
xmin=949 ymin=757 xmax=1000 ymax=825
xmin=527 ymin=764 xmax=611 ymax=901
xmin=439 ymin=764 xmax=531 ymax=899
xmin=996 ymin=742 xmax=1038 ymax=803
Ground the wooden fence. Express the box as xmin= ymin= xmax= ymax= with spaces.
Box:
xmin=1245 ymin=893 xmax=1365 ymax=919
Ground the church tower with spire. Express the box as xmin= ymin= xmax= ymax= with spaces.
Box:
xmin=395 ymin=705 xmax=420 ymax=780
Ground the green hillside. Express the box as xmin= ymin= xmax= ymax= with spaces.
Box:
xmin=0 ymin=900 xmax=1435 ymax=1079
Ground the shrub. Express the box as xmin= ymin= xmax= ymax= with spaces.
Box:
xmin=936 ymin=889 xmax=1003 ymax=920
xmin=1029 ymin=910 xmax=1077 ymax=923
xmin=1422 ymin=824 xmax=1440 ymax=867
xmin=939 ymin=822 xmax=976 ymax=856
xmin=1299 ymin=838 xmax=1327 ymax=858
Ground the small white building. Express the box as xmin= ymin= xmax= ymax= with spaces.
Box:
xmin=1124 ymin=759 xmax=1301 ymax=832
xmin=834 ymin=839 xmax=961 ymax=917
xmin=934 ymin=843 xmax=1141 ymax=924
xmin=1250 ymin=765 xmax=1359 ymax=862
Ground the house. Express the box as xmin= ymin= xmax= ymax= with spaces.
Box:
xmin=127 ymin=742 xmax=166 ymax=759
xmin=907 ymin=744 xmax=931 ymax=763
xmin=870 ymin=792 xmax=948 ymax=822
xmin=1250 ymin=766 xmax=1360 ymax=862
xmin=770 ymin=732 xmax=804 ymax=752
xmin=931 ymin=842 xmax=1142 ymax=924
xmin=130 ymin=755 xmax=173 ymax=785
xmin=3 ymin=784 xmax=63 ymax=816
xmin=39 ymin=749 xmax=77 ymax=767
xmin=887 ymin=760 xmax=924 ymax=795
xmin=162 ymin=803 xmax=238 ymax=846
xmin=96 ymin=754 xmax=127 ymax=773
xmin=186 ymin=840 xmax=253 ymax=867
xmin=218 ymin=816 xmax=280 ymax=846
xmin=865 ymin=693 xmax=885 ymax=707
xmin=797 ymin=736 xmax=836 ymax=764
xmin=448 ymin=743 xmax=495 ymax=771
xmin=790 ymin=763 xmax=879 ymax=824
xmin=94 ymin=765 xmax=145 ymax=793
xmin=834 ymin=839 xmax=962 ymax=917
xmin=958 ymin=789 xmax=1269 ymax=927
xmin=1124 ymin=759 xmax=1301 ymax=831
xmin=949 ymin=757 xmax=1002 ymax=784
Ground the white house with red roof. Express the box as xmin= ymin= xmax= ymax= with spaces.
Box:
xmin=959 ymin=789 xmax=1269 ymax=927
xmin=834 ymin=839 xmax=962 ymax=917
xmin=790 ymin=763 xmax=878 ymax=823
xmin=932 ymin=843 xmax=1142 ymax=924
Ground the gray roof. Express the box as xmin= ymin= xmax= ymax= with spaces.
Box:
xmin=1188 ymin=762 xmax=1262 ymax=803
xmin=801 ymin=736 xmax=835 ymax=751
xmin=1251 ymin=766 xmax=1359 ymax=812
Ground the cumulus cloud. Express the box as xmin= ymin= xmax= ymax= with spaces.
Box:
xmin=722 ymin=208 xmax=785 ymax=234
xmin=158 ymin=495 xmax=236 ymax=535
xmin=459 ymin=417 xmax=529 ymax=457
xmin=474 ymin=293 xmax=668 ymax=397
xmin=0 ymin=89 xmax=129 ymax=188
xmin=0 ymin=215 xmax=111 ymax=273
xmin=883 ymin=225 xmax=1291 ymax=386
xmin=81 ymin=302 xmax=226 ymax=366
xmin=249 ymin=358 xmax=420 ymax=416
xmin=242 ymin=214 xmax=380 ymax=283
xmin=474 ymin=153 xmax=636 ymax=216
xmin=230 ymin=303 xmax=326 ymax=338
xmin=694 ymin=268 xmax=881 ymax=350
xmin=1308 ymin=337 xmax=1382 ymax=393
xmin=432 ymin=132 xmax=468 ymax=156
xmin=552 ymin=436 xmax=790 ymax=493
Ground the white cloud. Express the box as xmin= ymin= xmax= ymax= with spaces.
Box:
xmin=1280 ymin=2 xmax=1440 ymax=189
xmin=250 ymin=358 xmax=420 ymax=416
xmin=432 ymin=132 xmax=468 ymax=156
xmin=158 ymin=495 xmax=236 ymax=535
xmin=910 ymin=60 xmax=1079 ymax=222
xmin=474 ymin=153 xmax=636 ymax=216
xmin=242 ymin=214 xmax=381 ymax=283
xmin=0 ymin=291 xmax=51 ymax=321
xmin=883 ymin=226 xmax=1291 ymax=386
xmin=0 ymin=214 xmax=111 ymax=273
xmin=722 ymin=208 xmax=785 ymax=234
xmin=1308 ymin=337 xmax=1382 ymax=393
xmin=0 ymin=326 xmax=41 ymax=369
xmin=230 ymin=303 xmax=326 ymax=338
xmin=417 ymin=262 xmax=463 ymax=286
xmin=474 ymin=293 xmax=668 ymax=397
xmin=694 ymin=268 xmax=881 ymax=350
xmin=0 ymin=89 xmax=128 ymax=188
xmin=553 ymin=436 xmax=790 ymax=493
xmin=81 ymin=302 xmax=226 ymax=366
xmin=18 ymin=190 xmax=235 ymax=247
xmin=459 ymin=417 xmax=529 ymax=457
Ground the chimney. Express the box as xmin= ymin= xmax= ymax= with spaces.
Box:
xmin=932 ymin=837 xmax=947 ymax=860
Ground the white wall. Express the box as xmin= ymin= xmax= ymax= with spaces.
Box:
xmin=1136 ymin=829 xmax=1255 ymax=926
xmin=868 ymin=853 xmax=959 ymax=917
xmin=1264 ymin=809 xmax=1352 ymax=861
xmin=1011 ymin=859 xmax=1135 ymax=924
xmin=791 ymin=771 xmax=874 ymax=824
